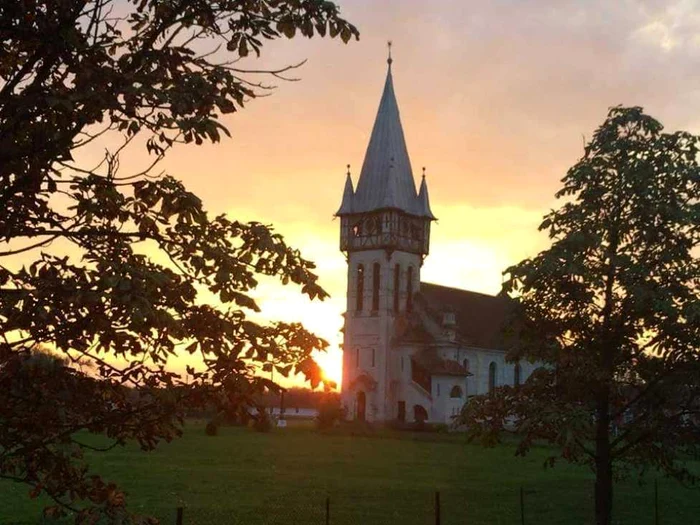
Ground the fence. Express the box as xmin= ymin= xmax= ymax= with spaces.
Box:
xmin=169 ymin=479 xmax=682 ymax=525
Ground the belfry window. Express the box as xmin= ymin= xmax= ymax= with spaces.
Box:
xmin=371 ymin=348 xmax=376 ymax=367
xmin=356 ymin=264 xmax=364 ymax=312
xmin=368 ymin=216 xmax=380 ymax=235
xmin=410 ymin=221 xmax=421 ymax=241
xmin=393 ymin=264 xmax=400 ymax=312
xmin=372 ymin=262 xmax=380 ymax=311
xmin=406 ymin=266 xmax=414 ymax=312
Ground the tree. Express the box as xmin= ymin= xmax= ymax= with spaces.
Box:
xmin=460 ymin=106 xmax=700 ymax=525
xmin=0 ymin=0 xmax=358 ymax=521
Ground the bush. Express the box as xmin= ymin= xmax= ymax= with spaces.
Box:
xmin=205 ymin=420 xmax=219 ymax=436
xmin=252 ymin=411 xmax=273 ymax=433
xmin=316 ymin=394 xmax=345 ymax=430
xmin=222 ymin=407 xmax=251 ymax=427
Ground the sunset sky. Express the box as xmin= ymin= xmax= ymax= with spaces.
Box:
xmin=105 ymin=1 xmax=700 ymax=386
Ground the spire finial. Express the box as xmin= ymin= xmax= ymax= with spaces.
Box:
xmin=422 ymin=166 xmax=426 ymax=179
xmin=346 ymin=163 xmax=351 ymax=176
xmin=387 ymin=40 xmax=393 ymax=66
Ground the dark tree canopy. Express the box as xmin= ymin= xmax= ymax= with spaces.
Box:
xmin=0 ymin=0 xmax=358 ymax=521
xmin=460 ymin=106 xmax=700 ymax=525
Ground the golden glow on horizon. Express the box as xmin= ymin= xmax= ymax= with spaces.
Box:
xmin=15 ymin=0 xmax=700 ymax=390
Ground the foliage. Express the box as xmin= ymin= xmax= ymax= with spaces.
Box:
xmin=459 ymin=106 xmax=700 ymax=525
xmin=315 ymin=391 xmax=344 ymax=429
xmin=252 ymin=410 xmax=274 ymax=433
xmin=0 ymin=0 xmax=358 ymax=521
xmin=262 ymin=386 xmax=336 ymax=409
xmin=204 ymin=420 xmax=219 ymax=437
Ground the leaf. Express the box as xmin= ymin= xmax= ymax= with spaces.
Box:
xmin=238 ymin=38 xmax=248 ymax=58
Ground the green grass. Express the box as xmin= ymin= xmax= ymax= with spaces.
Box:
xmin=1 ymin=422 xmax=699 ymax=524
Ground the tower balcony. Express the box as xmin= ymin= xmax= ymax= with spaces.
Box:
xmin=339 ymin=212 xmax=431 ymax=256
xmin=340 ymin=230 xmax=428 ymax=255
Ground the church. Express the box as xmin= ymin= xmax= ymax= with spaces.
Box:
xmin=336 ymin=52 xmax=536 ymax=424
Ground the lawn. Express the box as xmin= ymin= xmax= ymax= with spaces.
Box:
xmin=1 ymin=422 xmax=698 ymax=525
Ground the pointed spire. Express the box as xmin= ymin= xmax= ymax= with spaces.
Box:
xmin=418 ymin=167 xmax=436 ymax=220
xmin=382 ymin=157 xmax=399 ymax=208
xmin=336 ymin=164 xmax=355 ymax=215
xmin=352 ymin=47 xmax=421 ymax=215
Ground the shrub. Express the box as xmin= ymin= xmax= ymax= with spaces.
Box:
xmin=316 ymin=394 xmax=345 ymax=430
xmin=205 ymin=420 xmax=219 ymax=436
xmin=252 ymin=411 xmax=273 ymax=433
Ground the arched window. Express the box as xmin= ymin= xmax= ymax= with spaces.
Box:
xmin=413 ymin=404 xmax=428 ymax=423
xmin=514 ymin=363 xmax=521 ymax=387
xmin=356 ymin=264 xmax=364 ymax=312
xmin=462 ymin=358 xmax=470 ymax=372
xmin=406 ymin=266 xmax=414 ymax=312
xmin=356 ymin=348 xmax=360 ymax=369
xmin=489 ymin=362 xmax=497 ymax=393
xmin=372 ymin=262 xmax=381 ymax=311
xmin=393 ymin=264 xmax=400 ymax=312
xmin=371 ymin=348 xmax=375 ymax=367
xmin=450 ymin=385 xmax=463 ymax=398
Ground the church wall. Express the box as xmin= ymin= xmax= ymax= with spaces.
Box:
xmin=393 ymin=344 xmax=432 ymax=422
xmin=387 ymin=343 xmax=538 ymax=424
xmin=341 ymin=248 xmax=422 ymax=422
xmin=429 ymin=375 xmax=467 ymax=424
xmin=443 ymin=346 xmax=535 ymax=395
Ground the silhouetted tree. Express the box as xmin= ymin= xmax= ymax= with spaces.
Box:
xmin=0 ymin=0 xmax=357 ymax=521
xmin=460 ymin=106 xmax=700 ymax=525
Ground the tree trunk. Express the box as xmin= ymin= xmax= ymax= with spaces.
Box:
xmin=595 ymin=392 xmax=613 ymax=525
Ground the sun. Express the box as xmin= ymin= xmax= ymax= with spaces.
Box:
xmin=314 ymin=347 xmax=343 ymax=389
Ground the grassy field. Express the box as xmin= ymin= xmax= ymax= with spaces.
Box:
xmin=1 ymin=422 xmax=699 ymax=525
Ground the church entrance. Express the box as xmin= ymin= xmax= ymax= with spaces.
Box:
xmin=397 ymin=401 xmax=406 ymax=422
xmin=413 ymin=404 xmax=428 ymax=423
xmin=356 ymin=391 xmax=366 ymax=421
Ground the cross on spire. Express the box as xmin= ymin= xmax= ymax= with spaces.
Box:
xmin=336 ymin=43 xmax=435 ymax=220
xmin=387 ymin=40 xmax=393 ymax=66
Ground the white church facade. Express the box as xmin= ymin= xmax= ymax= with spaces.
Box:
xmin=336 ymin=54 xmax=536 ymax=424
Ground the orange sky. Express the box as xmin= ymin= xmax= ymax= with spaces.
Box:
xmin=20 ymin=0 xmax=700 ymax=387
xmin=160 ymin=0 xmax=700 ymax=387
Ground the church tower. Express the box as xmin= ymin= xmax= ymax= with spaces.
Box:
xmin=336 ymin=48 xmax=435 ymax=422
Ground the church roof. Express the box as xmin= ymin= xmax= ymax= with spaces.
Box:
xmin=342 ymin=58 xmax=435 ymax=219
xmin=417 ymin=282 xmax=515 ymax=349
xmin=412 ymin=349 xmax=470 ymax=377
xmin=417 ymin=173 xmax=437 ymax=220
xmin=336 ymin=169 xmax=355 ymax=215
